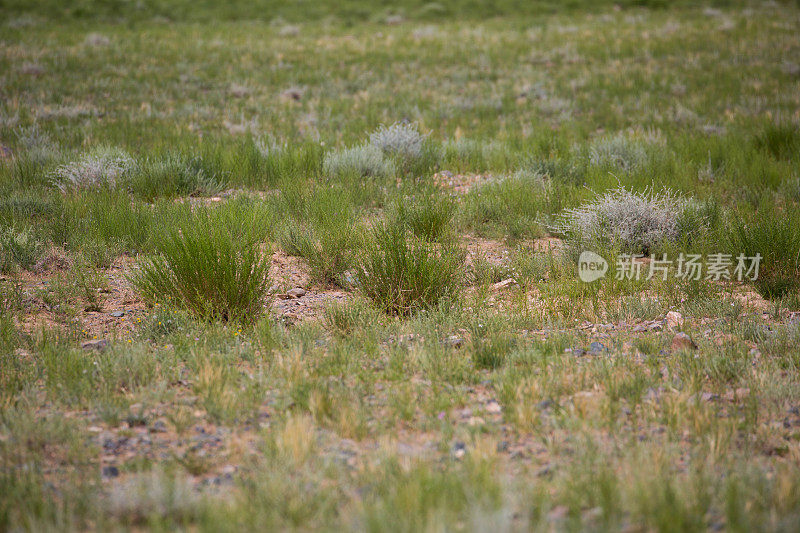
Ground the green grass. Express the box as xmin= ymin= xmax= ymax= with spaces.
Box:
xmin=131 ymin=211 xmax=271 ymax=323
xmin=356 ymin=222 xmax=465 ymax=315
xmin=2 ymin=0 xmax=800 ymax=530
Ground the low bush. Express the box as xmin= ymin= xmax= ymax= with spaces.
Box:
xmin=0 ymin=226 xmax=42 ymax=273
xmin=127 ymin=152 xmax=225 ymax=200
xmin=552 ymin=187 xmax=707 ymax=255
xmin=355 ymin=222 xmax=465 ymax=315
xmin=131 ymin=212 xmax=270 ymax=323
xmin=370 ymin=121 xmax=427 ymax=162
xmin=588 ymin=132 xmax=649 ymax=172
xmin=322 ymin=144 xmax=395 ymax=179
xmin=51 ymin=146 xmax=134 ymax=192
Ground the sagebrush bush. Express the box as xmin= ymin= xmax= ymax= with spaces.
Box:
xmin=588 ymin=132 xmax=648 ymax=172
xmin=131 ymin=212 xmax=270 ymax=323
xmin=51 ymin=146 xmax=134 ymax=192
xmin=355 ymin=222 xmax=464 ymax=315
xmin=0 ymin=227 xmax=42 ymax=273
xmin=127 ymin=152 xmax=225 ymax=200
xmin=369 ymin=121 xmax=427 ymax=161
xmin=323 ymin=144 xmax=395 ymax=179
xmin=553 ymin=187 xmax=705 ymax=255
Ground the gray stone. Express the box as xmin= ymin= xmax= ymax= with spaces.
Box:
xmin=110 ymin=311 xmax=125 ymax=318
xmin=287 ymin=287 xmax=306 ymax=299
xmin=670 ymin=332 xmax=698 ymax=351
xmin=81 ymin=339 xmax=108 ymax=351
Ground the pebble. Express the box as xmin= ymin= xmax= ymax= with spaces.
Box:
xmin=485 ymin=400 xmax=502 ymax=414
xmin=287 ymin=287 xmax=306 ymax=299
xmin=443 ymin=335 xmax=464 ymax=348
xmin=81 ymin=339 xmax=108 ymax=351
xmin=670 ymin=332 xmax=698 ymax=351
xmin=101 ymin=465 xmax=120 ymax=478
xmin=588 ymin=341 xmax=607 ymax=354
xmin=110 ymin=311 xmax=125 ymax=318
xmin=451 ymin=441 xmax=466 ymax=459
xmin=149 ymin=420 xmax=168 ymax=433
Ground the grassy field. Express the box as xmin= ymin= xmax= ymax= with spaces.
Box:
xmin=2 ymin=0 xmax=800 ymax=530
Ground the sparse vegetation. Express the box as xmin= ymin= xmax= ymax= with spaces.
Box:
xmin=131 ymin=212 xmax=270 ymax=323
xmin=2 ymin=1 xmax=800 ymax=530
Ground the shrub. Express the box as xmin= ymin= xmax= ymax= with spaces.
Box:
xmin=127 ymin=152 xmax=225 ymax=200
xmin=0 ymin=227 xmax=42 ymax=273
xmin=552 ymin=187 xmax=705 ymax=255
xmin=392 ymin=190 xmax=457 ymax=242
xmin=355 ymin=222 xmax=464 ymax=315
xmin=323 ymin=144 xmax=395 ymax=179
xmin=131 ymin=212 xmax=270 ymax=323
xmin=725 ymin=208 xmax=800 ymax=299
xmin=588 ymin=132 xmax=648 ymax=172
xmin=51 ymin=146 xmax=134 ymax=192
xmin=369 ymin=121 xmax=427 ymax=161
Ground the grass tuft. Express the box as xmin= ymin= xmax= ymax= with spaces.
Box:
xmin=131 ymin=211 xmax=270 ymax=323
xmin=355 ymin=222 xmax=464 ymax=315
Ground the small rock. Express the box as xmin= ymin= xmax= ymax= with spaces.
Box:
xmin=443 ymin=335 xmax=464 ymax=348
xmin=467 ymin=416 xmax=485 ymax=426
xmin=451 ymin=441 xmax=466 ymax=459
xmin=110 ymin=311 xmax=125 ymax=318
xmin=81 ymin=339 xmax=108 ymax=351
xmin=485 ymin=400 xmax=502 ymax=414
xmin=670 ymin=332 xmax=698 ymax=351
xmin=492 ymin=278 xmax=517 ymax=291
xmin=588 ymin=341 xmax=607 ymax=354
xmin=665 ymin=311 xmax=684 ymax=331
xmin=287 ymin=287 xmax=306 ymax=299
xmin=149 ymin=420 xmax=168 ymax=433
xmin=101 ymin=465 xmax=120 ymax=478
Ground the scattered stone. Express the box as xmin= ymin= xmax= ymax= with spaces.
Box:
xmin=287 ymin=287 xmax=306 ymax=299
xmin=485 ymin=400 xmax=502 ymax=414
xmin=670 ymin=332 xmax=697 ymax=351
xmin=81 ymin=339 xmax=108 ymax=351
xmin=443 ymin=335 xmax=464 ymax=348
xmin=492 ymin=278 xmax=517 ymax=291
xmin=665 ymin=311 xmax=684 ymax=331
xmin=588 ymin=341 xmax=607 ymax=354
xmin=101 ymin=465 xmax=120 ymax=478
xmin=149 ymin=420 xmax=168 ymax=433
xmin=110 ymin=311 xmax=125 ymax=318
xmin=451 ymin=441 xmax=466 ymax=459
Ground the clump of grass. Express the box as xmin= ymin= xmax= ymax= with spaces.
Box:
xmin=355 ymin=222 xmax=464 ymax=315
xmin=588 ymin=132 xmax=648 ymax=172
xmin=725 ymin=208 xmax=800 ymax=299
xmin=552 ymin=187 xmax=704 ymax=255
xmin=127 ymin=152 xmax=225 ymax=200
xmin=51 ymin=146 xmax=134 ymax=192
xmin=463 ymin=169 xmax=559 ymax=240
xmin=0 ymin=227 xmax=43 ymax=273
xmin=370 ymin=121 xmax=428 ymax=162
xmin=131 ymin=212 xmax=270 ymax=323
xmin=279 ymin=189 xmax=362 ymax=285
xmin=754 ymin=121 xmax=800 ymax=160
xmin=323 ymin=144 xmax=395 ymax=179
xmin=392 ymin=189 xmax=457 ymax=242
